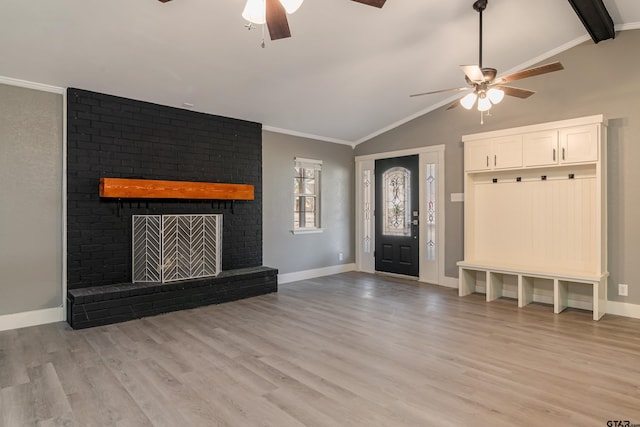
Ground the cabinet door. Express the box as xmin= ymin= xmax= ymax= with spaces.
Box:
xmin=493 ymin=135 xmax=523 ymax=169
xmin=523 ymin=130 xmax=558 ymax=167
xmin=559 ymin=124 xmax=598 ymax=164
xmin=464 ymin=139 xmax=492 ymax=171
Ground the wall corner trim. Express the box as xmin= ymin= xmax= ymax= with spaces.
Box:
xmin=278 ymin=263 xmax=356 ymax=284
xmin=0 ymin=307 xmax=65 ymax=332
xmin=606 ymin=300 xmax=640 ymax=319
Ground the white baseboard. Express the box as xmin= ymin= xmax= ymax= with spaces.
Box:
xmin=0 ymin=307 xmax=65 ymax=332
xmin=438 ymin=276 xmax=459 ymax=289
xmin=279 ymin=263 xmax=356 ymax=284
xmin=606 ymin=300 xmax=640 ymax=319
xmin=361 ymin=271 xmax=458 ymax=289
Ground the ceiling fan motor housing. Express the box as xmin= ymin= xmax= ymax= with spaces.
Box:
xmin=464 ymin=67 xmax=497 ymax=85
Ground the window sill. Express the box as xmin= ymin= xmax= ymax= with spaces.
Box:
xmin=291 ymin=228 xmax=324 ymax=235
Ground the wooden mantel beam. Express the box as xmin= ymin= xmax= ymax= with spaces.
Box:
xmin=99 ymin=178 xmax=254 ymax=200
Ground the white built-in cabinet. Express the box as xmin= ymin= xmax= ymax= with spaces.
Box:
xmin=458 ymin=115 xmax=608 ymax=320
xmin=521 ymin=124 xmax=599 ymax=167
xmin=522 ymin=130 xmax=558 ymax=167
xmin=464 ymin=135 xmax=523 ymax=171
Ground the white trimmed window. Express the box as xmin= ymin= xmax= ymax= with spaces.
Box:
xmin=293 ymin=157 xmax=322 ymax=232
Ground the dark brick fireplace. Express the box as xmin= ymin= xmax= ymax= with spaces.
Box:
xmin=66 ymin=88 xmax=276 ymax=328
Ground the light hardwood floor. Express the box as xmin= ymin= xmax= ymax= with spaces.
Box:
xmin=2 ymin=272 xmax=640 ymax=426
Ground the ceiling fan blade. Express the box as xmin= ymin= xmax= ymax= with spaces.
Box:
xmin=460 ymin=65 xmax=485 ymax=83
xmin=351 ymin=0 xmax=386 ymax=7
xmin=494 ymin=62 xmax=564 ymax=85
xmin=410 ymin=87 xmax=469 ymax=98
xmin=496 ymin=85 xmax=535 ymax=99
xmin=158 ymin=0 xmax=172 ymax=2
xmin=266 ymin=0 xmax=291 ymax=40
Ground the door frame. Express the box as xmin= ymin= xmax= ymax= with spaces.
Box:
xmin=355 ymin=145 xmax=445 ymax=285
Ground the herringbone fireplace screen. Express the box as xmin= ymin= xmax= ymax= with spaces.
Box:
xmin=132 ymin=214 xmax=222 ymax=283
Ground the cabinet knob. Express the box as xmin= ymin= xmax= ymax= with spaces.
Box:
xmin=553 ymin=148 xmax=556 ymax=161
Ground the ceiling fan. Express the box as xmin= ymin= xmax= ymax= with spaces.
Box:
xmin=410 ymin=0 xmax=564 ymax=115
xmin=158 ymin=0 xmax=387 ymax=41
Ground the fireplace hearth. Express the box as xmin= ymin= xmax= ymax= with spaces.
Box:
xmin=67 ymin=266 xmax=277 ymax=329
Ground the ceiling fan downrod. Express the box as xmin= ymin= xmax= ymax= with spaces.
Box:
xmin=473 ymin=0 xmax=488 ymax=69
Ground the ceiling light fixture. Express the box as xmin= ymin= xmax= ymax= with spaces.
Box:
xmin=410 ymin=0 xmax=563 ymax=124
xmin=158 ymin=0 xmax=385 ymax=43
xmin=459 ymin=87 xmax=504 ymax=111
xmin=486 ymin=87 xmax=505 ymax=104
xmin=279 ymin=0 xmax=304 ymax=14
xmin=460 ymin=92 xmax=478 ymax=110
xmin=242 ymin=0 xmax=267 ymax=24
xmin=242 ymin=0 xmax=304 ymax=25
xmin=477 ymin=94 xmax=492 ymax=112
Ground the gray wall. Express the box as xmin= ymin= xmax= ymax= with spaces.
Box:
xmin=0 ymin=83 xmax=63 ymax=315
xmin=263 ymin=131 xmax=354 ymax=275
xmin=355 ymin=29 xmax=640 ymax=306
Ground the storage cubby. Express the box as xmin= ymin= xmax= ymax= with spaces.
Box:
xmin=487 ymin=271 xmax=518 ymax=302
xmin=554 ymin=279 xmax=605 ymax=316
xmin=458 ymin=116 xmax=608 ymax=320
xmin=519 ymin=276 xmax=554 ymax=308
xmin=459 ymin=268 xmax=519 ymax=301
xmin=459 ymin=267 xmax=488 ymax=296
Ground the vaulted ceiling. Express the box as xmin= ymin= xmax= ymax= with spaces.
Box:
xmin=1 ymin=0 xmax=639 ymax=145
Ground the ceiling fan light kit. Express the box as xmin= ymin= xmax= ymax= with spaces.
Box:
xmin=159 ymin=0 xmax=386 ymax=43
xmin=477 ymin=95 xmax=491 ymax=112
xmin=279 ymin=0 xmax=304 ymax=14
xmin=242 ymin=0 xmax=304 ymax=25
xmin=239 ymin=0 xmax=386 ymax=42
xmin=410 ymin=0 xmax=565 ymax=122
xmin=460 ymin=92 xmax=478 ymax=110
xmin=486 ymin=87 xmax=504 ymax=104
xmin=242 ymin=0 xmax=268 ymax=25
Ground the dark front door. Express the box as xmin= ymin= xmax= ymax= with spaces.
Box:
xmin=375 ymin=155 xmax=419 ymax=277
